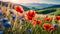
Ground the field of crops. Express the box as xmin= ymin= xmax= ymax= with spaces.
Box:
xmin=0 ymin=2 xmax=60 ymax=34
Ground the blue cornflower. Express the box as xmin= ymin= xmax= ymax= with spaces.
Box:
xmin=0 ymin=11 xmax=3 ymax=16
xmin=3 ymin=22 xmax=11 ymax=27
xmin=0 ymin=18 xmax=3 ymax=22
xmin=53 ymin=24 xmax=58 ymax=28
xmin=10 ymin=10 xmax=14 ymax=14
xmin=3 ymin=18 xmax=8 ymax=23
xmin=0 ymin=18 xmax=3 ymax=24
xmin=11 ymin=15 xmax=15 ymax=19
xmin=0 ymin=31 xmax=3 ymax=34
xmin=20 ymin=18 xmax=25 ymax=21
xmin=18 ymin=16 xmax=21 ymax=19
xmin=26 ymin=27 xmax=32 ymax=34
xmin=18 ymin=16 xmax=25 ymax=21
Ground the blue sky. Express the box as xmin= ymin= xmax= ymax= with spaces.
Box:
xmin=0 ymin=0 xmax=60 ymax=4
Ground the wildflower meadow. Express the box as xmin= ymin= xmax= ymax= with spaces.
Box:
xmin=0 ymin=1 xmax=60 ymax=34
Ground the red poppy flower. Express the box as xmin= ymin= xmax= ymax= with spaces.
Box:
xmin=49 ymin=27 xmax=54 ymax=31
xmin=14 ymin=5 xmax=24 ymax=13
xmin=42 ymin=23 xmax=52 ymax=30
xmin=56 ymin=16 xmax=60 ymax=20
xmin=25 ymin=10 xmax=36 ymax=20
xmin=25 ymin=16 xmax=33 ymax=20
xmin=44 ymin=17 xmax=51 ymax=21
xmin=37 ymin=20 xmax=42 ymax=24
xmin=32 ymin=19 xmax=42 ymax=25
xmin=32 ymin=19 xmax=36 ymax=24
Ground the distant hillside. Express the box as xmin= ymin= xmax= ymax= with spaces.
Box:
xmin=35 ymin=5 xmax=60 ymax=15
xmin=48 ymin=5 xmax=60 ymax=8
xmin=21 ymin=3 xmax=56 ymax=10
xmin=21 ymin=5 xmax=30 ymax=11
xmin=41 ymin=5 xmax=60 ymax=9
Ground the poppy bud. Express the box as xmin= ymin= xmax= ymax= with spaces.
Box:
xmin=3 ymin=22 xmax=11 ymax=27
xmin=3 ymin=18 xmax=8 ymax=23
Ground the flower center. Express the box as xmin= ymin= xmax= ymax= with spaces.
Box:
xmin=29 ymin=14 xmax=33 ymax=17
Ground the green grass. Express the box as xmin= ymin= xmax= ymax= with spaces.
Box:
xmin=36 ymin=8 xmax=60 ymax=15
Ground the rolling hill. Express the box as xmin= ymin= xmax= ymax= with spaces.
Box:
xmin=35 ymin=5 xmax=60 ymax=15
xmin=21 ymin=5 xmax=30 ymax=11
xmin=21 ymin=3 xmax=57 ymax=10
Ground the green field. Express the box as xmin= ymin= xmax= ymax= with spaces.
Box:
xmin=36 ymin=8 xmax=60 ymax=15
